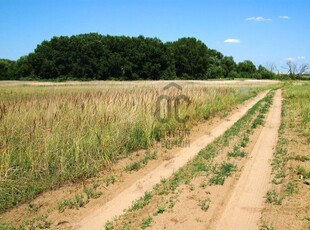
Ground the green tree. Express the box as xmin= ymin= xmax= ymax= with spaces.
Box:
xmin=0 ymin=59 xmax=15 ymax=80
xmin=168 ymin=37 xmax=210 ymax=79
xmin=237 ymin=60 xmax=256 ymax=78
xmin=257 ymin=65 xmax=275 ymax=79
xmin=222 ymin=56 xmax=237 ymax=78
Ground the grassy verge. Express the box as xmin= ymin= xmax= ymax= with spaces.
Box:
xmin=261 ymin=82 xmax=310 ymax=229
xmin=267 ymin=83 xmax=310 ymax=201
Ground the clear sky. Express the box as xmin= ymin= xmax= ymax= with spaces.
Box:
xmin=0 ymin=0 xmax=309 ymax=71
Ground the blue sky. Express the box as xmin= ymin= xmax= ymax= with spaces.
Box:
xmin=0 ymin=0 xmax=309 ymax=71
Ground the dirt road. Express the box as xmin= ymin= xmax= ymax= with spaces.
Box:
xmin=77 ymin=91 xmax=269 ymax=230
xmin=214 ymin=90 xmax=282 ymax=230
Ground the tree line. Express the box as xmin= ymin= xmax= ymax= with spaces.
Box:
xmin=0 ymin=33 xmax=290 ymax=81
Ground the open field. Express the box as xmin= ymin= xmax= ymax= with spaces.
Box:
xmin=1 ymin=80 xmax=309 ymax=230
xmin=0 ymin=80 xmax=278 ymax=212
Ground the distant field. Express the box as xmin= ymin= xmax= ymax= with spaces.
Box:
xmin=0 ymin=79 xmax=279 ymax=87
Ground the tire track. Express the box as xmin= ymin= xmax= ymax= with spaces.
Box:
xmin=214 ymin=89 xmax=282 ymax=230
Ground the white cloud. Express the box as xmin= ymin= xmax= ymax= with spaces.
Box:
xmin=279 ymin=16 xmax=289 ymax=19
xmin=297 ymin=56 xmax=306 ymax=60
xmin=285 ymin=56 xmax=306 ymax=61
xmin=224 ymin=38 xmax=240 ymax=44
xmin=246 ymin=16 xmax=272 ymax=22
xmin=285 ymin=57 xmax=294 ymax=61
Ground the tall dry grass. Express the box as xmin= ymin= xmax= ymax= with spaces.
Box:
xmin=0 ymin=83 xmax=259 ymax=211
xmin=284 ymin=82 xmax=310 ymax=141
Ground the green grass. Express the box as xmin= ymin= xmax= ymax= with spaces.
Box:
xmin=227 ymin=145 xmax=247 ymax=158
xmin=128 ymin=192 xmax=153 ymax=212
xmin=57 ymin=181 xmax=102 ymax=213
xmin=105 ymin=221 xmax=114 ymax=230
xmin=57 ymin=194 xmax=88 ymax=213
xmin=209 ymin=162 xmax=236 ymax=185
xmin=141 ymin=216 xmax=152 ymax=229
xmin=153 ymin=206 xmax=165 ymax=216
xmin=0 ymin=214 xmax=51 ymax=230
xmin=294 ymin=155 xmax=310 ymax=162
xmin=125 ymin=150 xmax=157 ymax=172
xmin=265 ymin=190 xmax=283 ymax=205
xmin=297 ymin=165 xmax=310 ymax=179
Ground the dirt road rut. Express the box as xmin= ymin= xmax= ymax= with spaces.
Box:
xmin=214 ymin=89 xmax=282 ymax=230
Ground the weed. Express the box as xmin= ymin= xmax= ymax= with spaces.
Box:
xmin=24 ymin=214 xmax=51 ymax=230
xmin=188 ymin=183 xmax=195 ymax=191
xmin=125 ymin=162 xmax=141 ymax=172
xmin=84 ymin=187 xmax=102 ymax=199
xmin=168 ymin=198 xmax=176 ymax=209
xmin=294 ymin=155 xmax=310 ymax=162
xmin=284 ymin=182 xmax=296 ymax=196
xmin=240 ymin=135 xmax=250 ymax=147
xmin=260 ymin=222 xmax=275 ymax=230
xmin=28 ymin=203 xmax=41 ymax=212
xmin=129 ymin=192 xmax=152 ymax=211
xmin=125 ymin=150 xmax=157 ymax=172
xmin=154 ymin=179 xmax=169 ymax=196
xmin=104 ymin=175 xmax=116 ymax=186
xmin=57 ymin=194 xmax=87 ymax=213
xmin=153 ymin=206 xmax=165 ymax=216
xmin=297 ymin=165 xmax=310 ymax=179
xmin=198 ymin=198 xmax=211 ymax=212
xmin=265 ymin=190 xmax=282 ymax=205
xmin=228 ymin=145 xmax=246 ymax=158
xmin=209 ymin=162 xmax=236 ymax=185
xmin=199 ymin=181 xmax=207 ymax=189
xmin=75 ymin=194 xmax=86 ymax=208
xmin=141 ymin=216 xmax=152 ymax=229
xmin=57 ymin=199 xmax=75 ymax=213
xmin=105 ymin=221 xmax=114 ymax=230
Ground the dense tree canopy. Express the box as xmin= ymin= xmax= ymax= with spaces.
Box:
xmin=1 ymin=33 xmax=278 ymax=81
xmin=0 ymin=59 xmax=15 ymax=80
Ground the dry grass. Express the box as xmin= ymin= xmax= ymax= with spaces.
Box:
xmin=0 ymin=82 xmax=262 ymax=211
